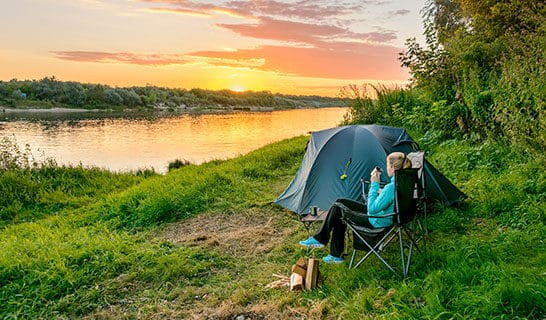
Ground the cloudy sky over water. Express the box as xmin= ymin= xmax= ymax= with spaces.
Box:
xmin=0 ymin=0 xmax=426 ymax=96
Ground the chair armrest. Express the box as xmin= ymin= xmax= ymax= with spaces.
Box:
xmin=361 ymin=179 xmax=388 ymax=187
xmin=361 ymin=212 xmax=397 ymax=219
xmin=341 ymin=209 xmax=396 ymax=221
xmin=334 ymin=201 xmax=396 ymax=221
xmin=361 ymin=179 xmax=388 ymax=203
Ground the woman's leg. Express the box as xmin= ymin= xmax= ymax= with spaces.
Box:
xmin=336 ymin=199 xmax=378 ymax=252
xmin=332 ymin=199 xmax=373 ymax=257
xmin=312 ymin=203 xmax=342 ymax=247
xmin=314 ymin=198 xmax=371 ymax=258
xmin=336 ymin=198 xmax=374 ymax=228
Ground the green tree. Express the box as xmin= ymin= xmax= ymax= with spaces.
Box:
xmin=11 ymin=89 xmax=23 ymax=100
xmin=0 ymin=82 xmax=7 ymax=98
xmin=32 ymin=76 xmax=62 ymax=101
xmin=61 ymin=82 xmax=87 ymax=106
xmin=400 ymin=0 xmax=545 ymax=149
xmin=118 ymin=89 xmax=142 ymax=107
xmin=104 ymin=89 xmax=123 ymax=106
xmin=85 ymin=84 xmax=108 ymax=107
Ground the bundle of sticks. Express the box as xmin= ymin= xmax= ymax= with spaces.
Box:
xmin=265 ymin=274 xmax=291 ymax=289
xmin=265 ymin=257 xmax=320 ymax=291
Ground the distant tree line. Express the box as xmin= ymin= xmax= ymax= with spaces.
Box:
xmin=0 ymin=77 xmax=346 ymax=111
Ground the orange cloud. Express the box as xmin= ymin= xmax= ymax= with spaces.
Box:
xmin=190 ymin=43 xmax=407 ymax=80
xmin=51 ymin=43 xmax=407 ymax=80
xmin=216 ymin=16 xmax=397 ymax=45
xmin=51 ymin=51 xmax=187 ymax=65
xmin=193 ymin=15 xmax=404 ymax=80
xmin=51 ymin=1 xmax=410 ymax=81
xmin=146 ymin=7 xmax=212 ymax=17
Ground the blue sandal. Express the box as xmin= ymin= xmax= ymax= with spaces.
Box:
xmin=322 ymin=254 xmax=344 ymax=264
xmin=299 ymin=236 xmax=325 ymax=248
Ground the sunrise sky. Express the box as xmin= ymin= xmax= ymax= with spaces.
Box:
xmin=0 ymin=0 xmax=426 ymax=96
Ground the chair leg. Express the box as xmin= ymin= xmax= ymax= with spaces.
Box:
xmin=349 ymin=250 xmax=357 ymax=269
xmin=362 ymin=249 xmax=399 ymax=277
xmin=401 ymin=219 xmax=429 ymax=278
xmin=418 ymin=215 xmax=428 ymax=256
xmin=398 ymin=227 xmax=406 ymax=278
xmin=404 ymin=241 xmax=414 ymax=277
xmin=353 ymin=248 xmax=374 ymax=269
xmin=403 ymin=225 xmax=422 ymax=255
xmin=349 ymin=226 xmax=401 ymax=277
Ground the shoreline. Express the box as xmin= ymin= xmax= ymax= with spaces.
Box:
xmin=1 ymin=107 xmax=104 ymax=113
xmin=0 ymin=105 xmax=344 ymax=119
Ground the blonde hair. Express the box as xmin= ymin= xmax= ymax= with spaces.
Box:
xmin=388 ymin=152 xmax=412 ymax=171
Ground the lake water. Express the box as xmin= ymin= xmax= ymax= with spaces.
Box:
xmin=0 ymin=108 xmax=347 ymax=173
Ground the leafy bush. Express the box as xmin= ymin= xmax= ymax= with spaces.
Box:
xmin=167 ymin=158 xmax=192 ymax=172
xmin=398 ymin=0 xmax=545 ymax=151
xmin=0 ymin=136 xmax=50 ymax=169
xmin=492 ymin=33 xmax=546 ymax=150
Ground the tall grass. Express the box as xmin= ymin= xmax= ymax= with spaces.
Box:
xmin=339 ymin=84 xmax=423 ymax=130
xmin=0 ymin=137 xmax=152 ymax=226
xmin=416 ymin=139 xmax=545 ymax=319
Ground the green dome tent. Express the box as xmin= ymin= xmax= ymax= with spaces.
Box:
xmin=274 ymin=125 xmax=466 ymax=215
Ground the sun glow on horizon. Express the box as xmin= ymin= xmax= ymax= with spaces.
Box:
xmin=230 ymin=85 xmax=246 ymax=92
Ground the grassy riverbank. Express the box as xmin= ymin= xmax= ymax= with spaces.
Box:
xmin=1 ymin=133 xmax=544 ymax=319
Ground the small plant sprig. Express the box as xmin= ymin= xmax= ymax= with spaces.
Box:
xmin=0 ymin=136 xmax=56 ymax=170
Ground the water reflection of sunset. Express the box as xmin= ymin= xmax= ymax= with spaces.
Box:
xmin=3 ymin=108 xmax=347 ymax=173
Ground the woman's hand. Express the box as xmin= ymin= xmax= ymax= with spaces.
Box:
xmin=370 ymin=168 xmax=381 ymax=182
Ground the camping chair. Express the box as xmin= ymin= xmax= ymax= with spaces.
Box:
xmin=360 ymin=151 xmax=428 ymax=254
xmin=341 ymin=167 xmax=425 ymax=278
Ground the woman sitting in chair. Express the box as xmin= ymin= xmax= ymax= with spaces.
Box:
xmin=299 ymin=152 xmax=412 ymax=263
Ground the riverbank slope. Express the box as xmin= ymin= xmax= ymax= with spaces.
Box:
xmin=0 ymin=135 xmax=544 ymax=319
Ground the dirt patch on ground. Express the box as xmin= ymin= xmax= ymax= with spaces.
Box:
xmin=187 ymin=299 xmax=330 ymax=320
xmin=154 ymin=208 xmax=322 ymax=319
xmin=92 ymin=209 xmax=332 ymax=319
xmin=159 ymin=207 xmax=300 ymax=259
xmin=88 ymin=299 xmax=330 ymax=320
